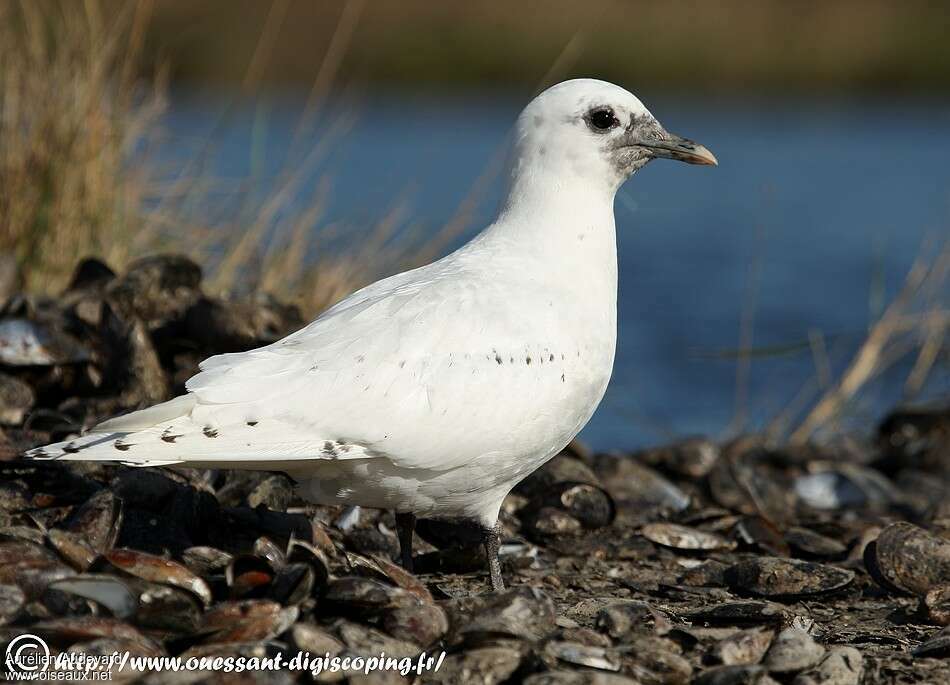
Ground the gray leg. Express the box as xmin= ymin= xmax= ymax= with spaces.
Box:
xmin=482 ymin=523 xmax=506 ymax=592
xmin=395 ymin=511 xmax=416 ymax=572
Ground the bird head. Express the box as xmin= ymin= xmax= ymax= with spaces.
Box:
xmin=513 ymin=79 xmax=716 ymax=193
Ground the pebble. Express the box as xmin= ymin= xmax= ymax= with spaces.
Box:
xmin=523 ymin=672 xmax=642 ymax=685
xmin=622 ymin=636 xmax=693 ymax=683
xmin=724 ymin=557 xmax=854 ymax=598
xmin=0 ymin=318 xmax=90 ymax=366
xmin=595 ymin=600 xmax=659 ymax=639
xmin=445 ymin=587 xmax=556 ymax=646
xmin=543 ymin=641 xmax=621 ymax=671
xmin=0 ymin=372 xmax=34 ymax=425
xmin=633 ymin=437 xmax=721 ymax=479
xmin=426 ymin=644 xmax=523 ymax=685
xmin=866 ymin=522 xmax=950 ymax=596
xmin=641 ymin=523 xmax=736 ymax=552
xmin=382 ymin=603 xmax=449 ymax=646
xmin=784 ymin=527 xmax=847 ymax=559
xmin=792 ymin=646 xmax=863 ymax=685
xmin=923 ymin=585 xmax=950 ymax=626
xmin=687 ymin=601 xmax=787 ymax=627
xmin=913 ymin=633 xmax=950 ymax=659
xmin=692 ymin=664 xmax=781 ymax=685
xmin=104 ymin=548 xmax=213 ymax=607
xmin=0 ymin=584 xmax=25 ymax=625
xmin=713 ymin=628 xmax=774 ymax=666
xmin=764 ymin=627 xmax=826 ymax=674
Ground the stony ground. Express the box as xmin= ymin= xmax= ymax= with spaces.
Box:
xmin=1 ymin=256 xmax=949 ymax=684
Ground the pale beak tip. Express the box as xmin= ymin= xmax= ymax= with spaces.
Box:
xmin=693 ymin=144 xmax=718 ymax=166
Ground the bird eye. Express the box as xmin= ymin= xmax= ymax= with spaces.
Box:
xmin=587 ymin=107 xmax=618 ymax=132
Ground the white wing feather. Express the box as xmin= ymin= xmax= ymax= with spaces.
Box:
xmin=28 ymin=255 xmax=584 ymax=475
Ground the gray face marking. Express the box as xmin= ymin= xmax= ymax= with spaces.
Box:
xmin=559 ymin=102 xmax=664 ymax=180
xmin=604 ymin=114 xmax=664 ymax=177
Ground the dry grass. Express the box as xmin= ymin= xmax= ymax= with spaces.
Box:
xmin=0 ymin=0 xmax=165 ymax=292
xmin=0 ymin=0 xmax=591 ymax=315
xmin=776 ymin=243 xmax=950 ymax=444
xmin=0 ymin=0 xmax=459 ymax=316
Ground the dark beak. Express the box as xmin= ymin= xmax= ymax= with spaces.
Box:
xmin=639 ymin=133 xmax=717 ymax=166
xmin=631 ymin=131 xmax=718 ymax=166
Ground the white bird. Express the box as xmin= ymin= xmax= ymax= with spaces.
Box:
xmin=27 ymin=79 xmax=716 ymax=591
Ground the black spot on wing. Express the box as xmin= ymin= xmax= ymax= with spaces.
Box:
xmin=246 ymin=421 xmax=258 ymax=427
xmin=202 ymin=426 xmax=218 ymax=438
xmin=114 ymin=441 xmax=131 ymax=451
xmin=63 ymin=443 xmax=80 ymax=454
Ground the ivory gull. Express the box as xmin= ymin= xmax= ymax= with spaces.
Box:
xmin=28 ymin=78 xmax=716 ymax=591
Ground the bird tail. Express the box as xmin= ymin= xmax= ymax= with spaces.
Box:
xmin=24 ymin=394 xmax=196 ymax=467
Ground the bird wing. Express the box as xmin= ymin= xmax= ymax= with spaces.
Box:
xmin=29 ymin=260 xmax=575 ymax=473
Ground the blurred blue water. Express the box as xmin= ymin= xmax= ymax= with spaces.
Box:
xmin=159 ymin=92 xmax=950 ymax=451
